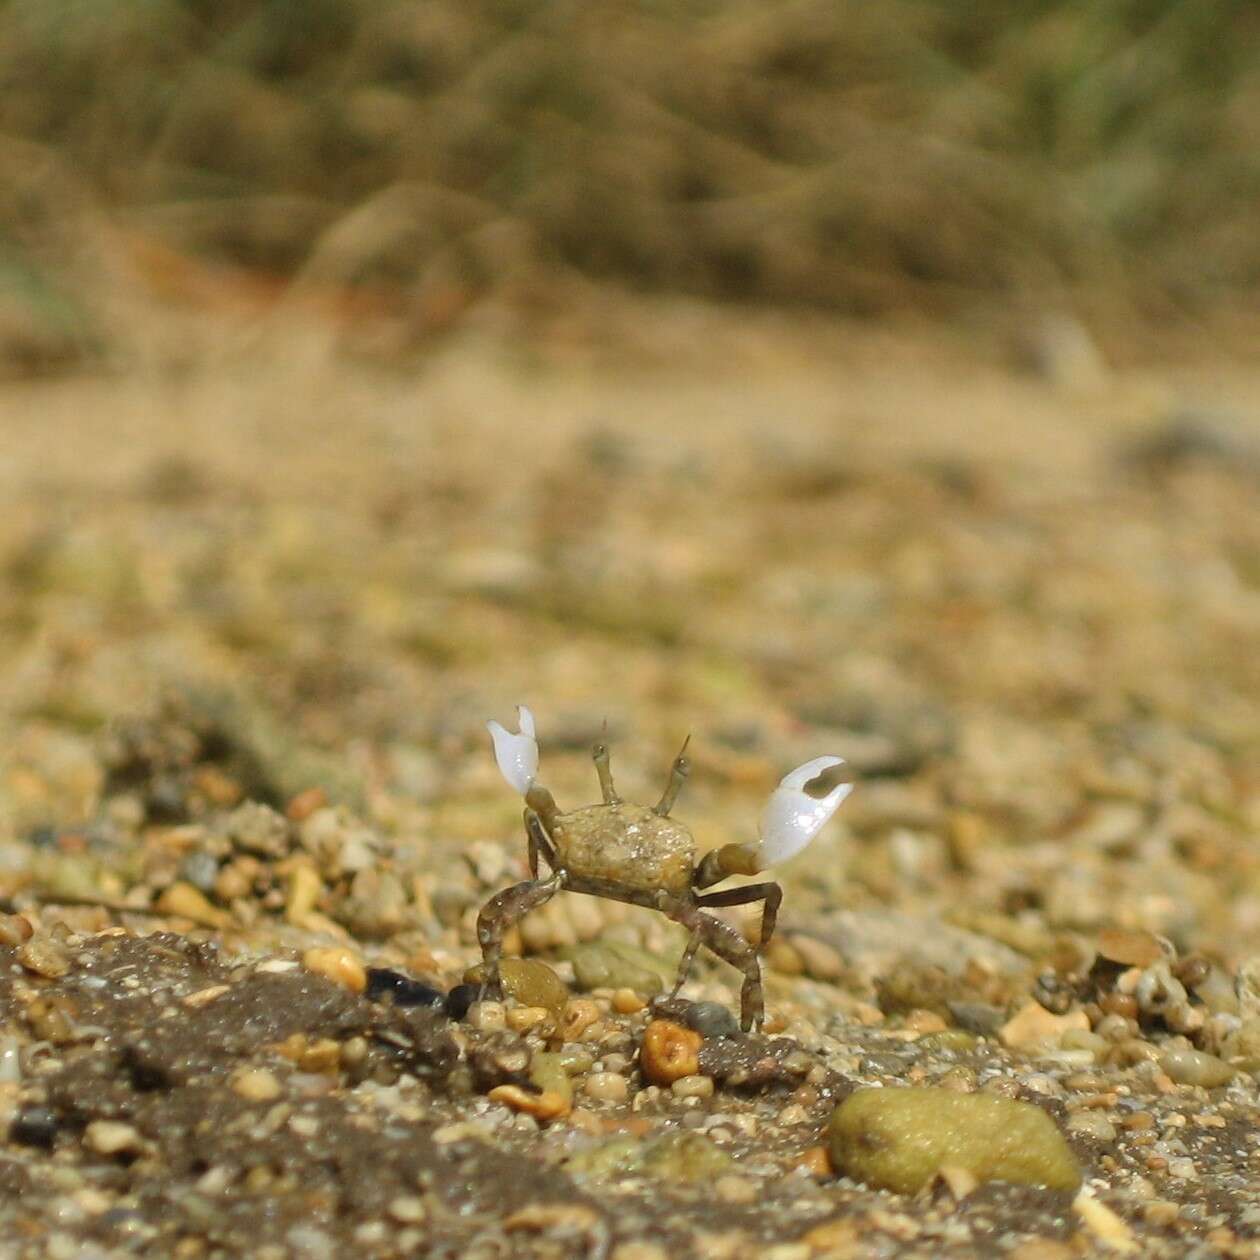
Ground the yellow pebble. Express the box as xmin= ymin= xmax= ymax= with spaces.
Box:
xmin=302 ymin=946 xmax=367 ymax=994
xmin=612 ymin=988 xmax=646 ymax=1014
xmin=156 ymin=882 xmax=230 ymax=929
xmin=232 ymin=1068 xmax=283 ymax=1102
xmin=560 ymin=999 xmax=600 ymax=1042
xmin=488 ymin=1084 xmax=570 ymax=1121
xmin=640 ymin=1020 xmax=702 ymax=1086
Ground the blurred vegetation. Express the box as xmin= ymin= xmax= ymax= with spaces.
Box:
xmin=0 ymin=0 xmax=1257 ymax=362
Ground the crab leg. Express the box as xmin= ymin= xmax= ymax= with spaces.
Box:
xmin=696 ymin=881 xmax=783 ymax=948
xmin=658 ymin=893 xmax=768 ymax=1032
xmin=476 ymin=870 xmax=562 ymax=1000
xmin=524 ymin=807 xmax=559 ymax=879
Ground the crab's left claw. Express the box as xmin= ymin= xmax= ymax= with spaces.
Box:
xmin=487 ymin=706 xmax=539 ymax=796
xmin=756 ymin=755 xmax=852 ymax=866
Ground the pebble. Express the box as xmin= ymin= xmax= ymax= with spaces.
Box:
xmin=84 ymin=1120 xmax=142 ymax=1155
xmin=671 ymin=1075 xmax=714 ymax=1100
xmin=0 ymin=1039 xmax=20 ymax=1085
xmin=464 ymin=958 xmax=569 ymax=1016
xmin=232 ymin=1068 xmax=283 ymax=1102
xmin=563 ymin=939 xmax=673 ymax=996
xmin=445 ymin=983 xmax=479 ymax=1021
xmin=10 ymin=1107 xmax=58 ymax=1149
xmin=584 ymin=1072 xmax=629 ymax=1103
xmin=156 ymin=882 xmax=231 ymax=929
xmin=829 ymin=1088 xmax=1081 ymax=1194
xmin=529 ymin=1052 xmax=573 ymax=1103
xmin=466 ymin=1001 xmax=506 ymax=1033
xmin=364 ymin=968 xmax=445 ymax=1009
xmin=1159 ymin=1046 xmax=1234 ymax=1088
xmin=612 ymin=988 xmax=646 ymax=1014
xmin=560 ymin=999 xmax=601 ymax=1041
xmin=714 ymin=1175 xmax=756 ymax=1204
xmin=999 ymin=1002 xmax=1089 ymax=1051
xmin=302 ymin=947 xmax=367 ymax=994
xmin=488 ymin=1084 xmax=570 ymax=1121
xmin=682 ymin=1002 xmax=739 ymax=1040
xmin=1067 ymin=1111 xmax=1116 ymax=1142
xmin=1097 ymin=928 xmax=1165 ymax=969
xmin=16 ymin=937 xmax=71 ymax=979
xmin=286 ymin=863 xmax=324 ymax=925
xmin=387 ymin=1196 xmax=427 ymax=1224
xmin=0 ymin=913 xmax=33 ymax=947
xmin=640 ymin=1020 xmax=702 ymax=1085
xmin=506 ymin=1005 xmax=552 ymax=1034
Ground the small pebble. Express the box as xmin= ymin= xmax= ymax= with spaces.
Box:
xmin=640 ymin=1020 xmax=702 ymax=1085
xmin=232 ymin=1068 xmax=283 ymax=1102
xmin=506 ymin=1006 xmax=552 ymax=1035
xmin=302 ymin=947 xmax=367 ymax=995
xmin=0 ymin=913 xmax=34 ymax=947
xmin=446 ymin=983 xmax=479 ymax=1021
xmin=1159 ymin=1046 xmax=1234 ymax=1088
xmin=561 ymin=999 xmax=601 ymax=1042
xmin=671 ymin=1075 xmax=714 ymax=1100
xmin=16 ymin=937 xmax=71 ymax=979
xmin=487 ymin=1084 xmax=570 ymax=1121
xmin=387 ymin=1196 xmax=427 ymax=1224
xmin=10 ymin=1107 xmax=58 ymax=1149
xmin=584 ymin=1072 xmax=629 ymax=1103
xmin=1067 ymin=1111 xmax=1116 ymax=1142
xmin=466 ymin=1001 xmax=506 ymax=1033
xmin=612 ymin=988 xmax=646 ymax=1014
xmin=714 ymin=1175 xmax=756 ymax=1204
xmin=682 ymin=1002 xmax=739 ymax=1040
xmin=156 ymin=882 xmax=230 ymax=929
xmin=84 ymin=1121 xmax=142 ymax=1155
xmin=365 ymin=969 xmax=445 ymax=1009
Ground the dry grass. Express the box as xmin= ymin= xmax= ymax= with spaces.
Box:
xmin=0 ymin=0 xmax=1258 ymax=366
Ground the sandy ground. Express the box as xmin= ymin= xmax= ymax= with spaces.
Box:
xmin=0 ymin=303 xmax=1258 ymax=1257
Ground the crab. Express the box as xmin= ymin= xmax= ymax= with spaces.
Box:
xmin=478 ymin=707 xmax=852 ymax=1031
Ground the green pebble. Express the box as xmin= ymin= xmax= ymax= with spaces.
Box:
xmin=828 ymin=1087 xmax=1081 ymax=1195
xmin=916 ymin=1030 xmax=980 ymax=1053
xmin=563 ymin=1131 xmax=735 ymax=1184
xmin=559 ymin=939 xmax=676 ymax=996
xmin=463 ymin=958 xmax=569 ymax=1016
xmin=529 ymin=1052 xmax=572 ymax=1103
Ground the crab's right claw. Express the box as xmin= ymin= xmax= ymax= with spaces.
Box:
xmin=756 ymin=755 xmax=852 ymax=867
xmin=487 ymin=706 xmax=539 ymax=796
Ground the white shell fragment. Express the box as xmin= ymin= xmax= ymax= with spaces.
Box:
xmin=487 ymin=706 xmax=539 ymax=795
xmin=757 ymin=755 xmax=852 ymax=866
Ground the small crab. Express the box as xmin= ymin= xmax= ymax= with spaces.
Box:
xmin=478 ymin=707 xmax=852 ymax=1031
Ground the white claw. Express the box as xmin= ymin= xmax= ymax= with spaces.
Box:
xmin=756 ymin=755 xmax=852 ymax=866
xmin=487 ymin=706 xmax=539 ymax=796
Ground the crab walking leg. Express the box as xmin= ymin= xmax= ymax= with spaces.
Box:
xmin=696 ymin=881 xmax=783 ymax=948
xmin=658 ymin=894 xmax=768 ymax=1032
xmin=524 ymin=808 xmax=559 ymax=879
xmin=476 ymin=870 xmax=563 ymax=999
xmin=669 ymin=929 xmax=704 ymax=999
xmin=669 ymin=883 xmax=782 ymax=1007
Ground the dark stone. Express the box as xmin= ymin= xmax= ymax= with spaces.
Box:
xmin=446 ymin=983 xmax=479 ymax=1021
xmin=10 ymin=1107 xmax=58 ymax=1149
xmin=366 ymin=968 xmax=446 ymax=1010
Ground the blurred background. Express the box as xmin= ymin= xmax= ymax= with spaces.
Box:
xmin=0 ymin=0 xmax=1259 ymax=961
